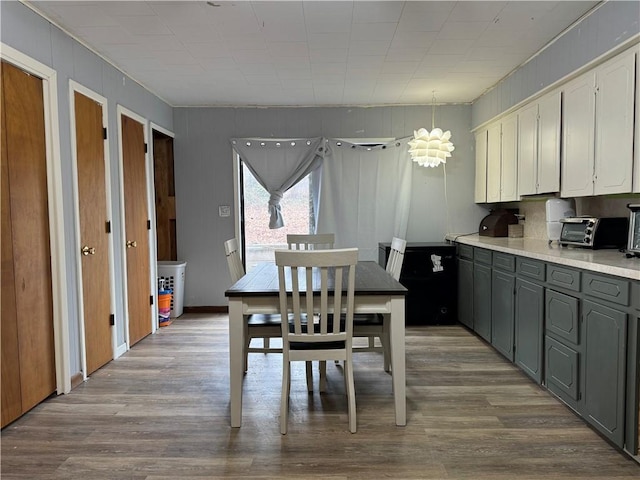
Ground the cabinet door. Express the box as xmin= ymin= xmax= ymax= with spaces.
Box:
xmin=634 ymin=50 xmax=640 ymax=193
xmin=473 ymin=263 xmax=492 ymax=342
xmin=561 ymin=72 xmax=595 ymax=197
xmin=545 ymin=335 xmax=580 ymax=411
xmin=594 ymin=49 xmax=635 ymax=195
xmin=582 ymin=300 xmax=627 ymax=447
xmin=474 ymin=129 xmax=488 ymax=203
xmin=486 ymin=122 xmax=502 ymax=203
xmin=458 ymin=257 xmax=473 ymax=329
xmin=500 ymin=114 xmax=518 ymax=201
xmin=517 ymin=102 xmax=538 ymax=196
xmin=536 ymin=90 xmax=561 ymax=194
xmin=515 ymin=278 xmax=544 ymax=383
xmin=491 ymin=269 xmax=515 ymax=361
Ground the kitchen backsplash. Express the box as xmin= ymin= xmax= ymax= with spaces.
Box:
xmin=518 ymin=195 xmax=640 ymax=240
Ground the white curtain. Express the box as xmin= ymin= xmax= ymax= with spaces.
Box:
xmin=230 ymin=137 xmax=327 ymax=229
xmin=316 ymin=137 xmax=413 ymax=261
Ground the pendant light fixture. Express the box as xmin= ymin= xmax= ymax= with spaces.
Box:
xmin=408 ymin=91 xmax=455 ymax=168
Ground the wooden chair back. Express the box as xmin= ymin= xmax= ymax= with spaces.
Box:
xmin=386 ymin=237 xmax=407 ymax=281
xmin=276 ymin=248 xmax=357 ymax=348
xmin=286 ymin=233 xmax=335 ymax=250
xmin=224 ymin=238 xmax=245 ymax=283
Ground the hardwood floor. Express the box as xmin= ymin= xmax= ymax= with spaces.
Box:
xmin=2 ymin=314 xmax=639 ymax=479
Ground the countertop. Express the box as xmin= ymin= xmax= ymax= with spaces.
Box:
xmin=446 ymin=234 xmax=640 ymax=281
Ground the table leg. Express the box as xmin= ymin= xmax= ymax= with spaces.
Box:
xmin=229 ymin=298 xmax=244 ymax=427
xmin=389 ymin=296 xmax=406 ymax=426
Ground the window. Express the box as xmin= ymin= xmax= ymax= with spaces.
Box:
xmin=240 ymin=161 xmax=312 ymax=271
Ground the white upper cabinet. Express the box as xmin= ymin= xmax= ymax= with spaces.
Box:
xmin=486 ymin=122 xmax=502 ymax=203
xmin=500 ymin=113 xmax=518 ymax=202
xmin=474 ymin=129 xmax=488 ymax=203
xmin=635 ymin=50 xmax=640 ymax=193
xmin=518 ymin=90 xmax=561 ymax=196
xmin=562 ymin=48 xmax=636 ymax=197
xmin=482 ymin=115 xmax=518 ymax=203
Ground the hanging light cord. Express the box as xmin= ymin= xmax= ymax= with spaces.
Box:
xmin=432 ymin=90 xmax=452 ymax=236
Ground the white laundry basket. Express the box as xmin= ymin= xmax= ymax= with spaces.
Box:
xmin=157 ymin=261 xmax=187 ymax=317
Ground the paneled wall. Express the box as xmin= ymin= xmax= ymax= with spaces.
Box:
xmin=173 ymin=105 xmax=487 ymax=307
xmin=472 ymin=1 xmax=640 ymax=129
xmin=1 ymin=2 xmax=173 ymax=373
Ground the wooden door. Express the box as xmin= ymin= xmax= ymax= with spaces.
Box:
xmin=121 ymin=114 xmax=152 ymax=346
xmin=74 ymin=91 xmax=112 ymax=374
xmin=499 ymin=114 xmax=518 ymax=201
xmin=1 ymin=60 xmax=56 ymax=427
xmin=474 ymin=130 xmax=487 ymax=203
xmin=485 ymin=122 xmax=501 ymax=203
xmin=153 ymin=130 xmax=176 ymax=261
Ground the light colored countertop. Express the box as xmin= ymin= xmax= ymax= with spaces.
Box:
xmin=446 ymin=234 xmax=640 ymax=281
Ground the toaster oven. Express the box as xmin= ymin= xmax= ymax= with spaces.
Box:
xmin=559 ymin=216 xmax=629 ymax=249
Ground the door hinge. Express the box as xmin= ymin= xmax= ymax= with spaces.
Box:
xmin=147 ymin=220 xmax=151 ymax=230
xmin=109 ymin=314 xmax=115 ymax=326
xmin=150 ymin=295 xmax=154 ymax=306
xmin=144 ymin=143 xmax=148 ymax=153
xmin=106 ymin=220 xmax=111 ymax=234
xmin=103 ymin=127 xmax=107 ymax=140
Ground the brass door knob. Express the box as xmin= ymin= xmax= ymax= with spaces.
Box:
xmin=126 ymin=240 xmax=137 ymax=248
xmin=81 ymin=245 xmax=96 ymax=256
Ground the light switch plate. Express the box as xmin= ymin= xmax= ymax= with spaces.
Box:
xmin=218 ymin=205 xmax=231 ymax=217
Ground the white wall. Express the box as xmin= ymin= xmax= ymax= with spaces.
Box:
xmin=173 ymin=105 xmax=488 ymax=307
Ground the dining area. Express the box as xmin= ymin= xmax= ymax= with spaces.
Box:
xmin=224 ymin=234 xmax=409 ymax=433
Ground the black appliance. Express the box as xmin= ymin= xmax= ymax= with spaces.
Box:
xmin=479 ymin=209 xmax=518 ymax=237
xmin=378 ymin=242 xmax=457 ymax=325
xmin=559 ymin=216 xmax=629 ymax=249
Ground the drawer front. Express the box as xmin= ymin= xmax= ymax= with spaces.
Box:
xmin=493 ymin=252 xmax=515 ymax=272
xmin=582 ymin=272 xmax=629 ymax=306
xmin=547 ymin=264 xmax=580 ymax=292
xmin=546 ymin=289 xmax=580 ymax=345
xmin=545 ymin=335 xmax=580 ymax=404
xmin=516 ymin=257 xmax=545 ymax=281
xmin=458 ymin=244 xmax=473 ymax=260
xmin=474 ymin=248 xmax=492 ymax=265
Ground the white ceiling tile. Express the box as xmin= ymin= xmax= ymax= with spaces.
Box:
xmin=27 ymin=0 xmax=600 ymax=107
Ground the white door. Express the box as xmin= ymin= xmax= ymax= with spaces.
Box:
xmin=517 ymin=102 xmax=538 ymax=196
xmin=594 ymin=49 xmax=635 ymax=195
xmin=474 ymin=129 xmax=488 ymax=203
xmin=561 ymin=72 xmax=596 ymax=197
xmin=500 ymin=113 xmax=518 ymax=202
xmin=486 ymin=122 xmax=502 ymax=203
xmin=536 ymin=90 xmax=561 ymax=194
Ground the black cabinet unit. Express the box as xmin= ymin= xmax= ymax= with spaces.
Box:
xmin=378 ymin=242 xmax=457 ymax=325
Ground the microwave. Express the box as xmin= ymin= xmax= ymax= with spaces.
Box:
xmin=559 ymin=216 xmax=629 ymax=249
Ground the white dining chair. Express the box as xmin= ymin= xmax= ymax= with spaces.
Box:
xmin=286 ymin=233 xmax=335 ymax=250
xmin=286 ymin=233 xmax=335 ymax=391
xmin=353 ymin=236 xmax=406 ymax=372
xmin=224 ymin=238 xmax=282 ymax=372
xmin=276 ymin=247 xmax=358 ymax=434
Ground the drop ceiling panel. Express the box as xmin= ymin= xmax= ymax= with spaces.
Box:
xmin=26 ymin=0 xmax=600 ymax=107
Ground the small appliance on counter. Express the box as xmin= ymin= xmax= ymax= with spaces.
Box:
xmin=559 ymin=216 xmax=629 ymax=249
xmin=626 ymin=204 xmax=640 ymax=257
xmin=479 ymin=209 xmax=518 ymax=237
xmin=546 ymin=198 xmax=576 ymax=243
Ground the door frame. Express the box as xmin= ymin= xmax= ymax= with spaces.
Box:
xmin=116 ymin=105 xmax=156 ymax=348
xmin=0 ymin=43 xmax=71 ymax=393
xmin=68 ymin=81 xmax=117 ymax=379
xmin=149 ymin=121 xmax=175 ymax=264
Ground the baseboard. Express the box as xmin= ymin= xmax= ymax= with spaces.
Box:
xmin=115 ymin=343 xmax=127 ymax=358
xmin=70 ymin=372 xmax=84 ymax=390
xmin=183 ymin=306 xmax=228 ymax=314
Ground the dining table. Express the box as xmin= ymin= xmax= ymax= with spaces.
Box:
xmin=225 ymin=260 xmax=408 ymax=428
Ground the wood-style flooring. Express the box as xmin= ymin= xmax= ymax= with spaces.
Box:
xmin=2 ymin=314 xmax=639 ymax=479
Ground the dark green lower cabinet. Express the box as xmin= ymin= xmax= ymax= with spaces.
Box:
xmin=515 ymin=278 xmax=544 ymax=383
xmin=545 ymin=335 xmax=580 ymax=411
xmin=473 ymin=264 xmax=491 ymax=342
xmin=582 ymin=300 xmax=627 ymax=447
xmin=458 ymin=258 xmax=473 ymax=329
xmin=491 ymin=269 xmax=515 ymax=361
